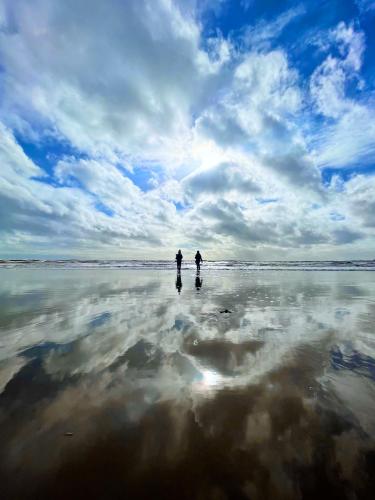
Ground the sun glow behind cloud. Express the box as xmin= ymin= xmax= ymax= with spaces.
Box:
xmin=0 ymin=0 xmax=374 ymax=259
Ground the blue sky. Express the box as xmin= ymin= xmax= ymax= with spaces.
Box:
xmin=0 ymin=0 xmax=375 ymax=259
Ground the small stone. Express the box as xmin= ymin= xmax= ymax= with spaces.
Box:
xmin=64 ymin=432 xmax=73 ymax=437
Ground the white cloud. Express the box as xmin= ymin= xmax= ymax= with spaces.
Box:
xmin=310 ymin=23 xmax=365 ymax=118
xmin=239 ymin=4 xmax=306 ymax=51
xmin=344 ymin=175 xmax=375 ymax=229
xmin=55 ymin=159 xmax=142 ymax=213
xmin=310 ymin=22 xmax=375 ymax=168
xmin=0 ymin=2 xmax=374 ymax=258
xmin=0 ymin=124 xmax=177 ymax=255
xmin=0 ymin=0 xmax=217 ymax=159
xmin=197 ymin=50 xmax=302 ymax=148
xmin=313 ymin=104 xmax=375 ymax=168
xmin=194 ymin=49 xmax=324 ymax=195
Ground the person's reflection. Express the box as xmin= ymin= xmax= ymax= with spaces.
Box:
xmin=176 ymin=272 xmax=182 ymax=294
xmin=195 ymin=274 xmax=203 ymax=291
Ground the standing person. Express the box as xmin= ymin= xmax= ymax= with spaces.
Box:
xmin=195 ymin=250 xmax=203 ymax=271
xmin=176 ymin=249 xmax=183 ymax=272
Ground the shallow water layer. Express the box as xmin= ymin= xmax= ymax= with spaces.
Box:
xmin=0 ymin=269 xmax=375 ymax=499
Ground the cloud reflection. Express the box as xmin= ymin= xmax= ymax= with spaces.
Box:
xmin=0 ymin=269 xmax=375 ymax=498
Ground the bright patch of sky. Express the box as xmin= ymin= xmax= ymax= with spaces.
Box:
xmin=0 ymin=0 xmax=374 ymax=259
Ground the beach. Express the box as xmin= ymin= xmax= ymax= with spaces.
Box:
xmin=1 ymin=265 xmax=375 ymax=499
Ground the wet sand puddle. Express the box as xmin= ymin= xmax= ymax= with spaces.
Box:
xmin=0 ymin=269 xmax=375 ymax=499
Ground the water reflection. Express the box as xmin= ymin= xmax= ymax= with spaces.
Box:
xmin=195 ymin=273 xmax=203 ymax=291
xmin=0 ymin=269 xmax=375 ymax=499
xmin=331 ymin=344 xmax=375 ymax=381
xmin=175 ymin=272 xmax=182 ymax=294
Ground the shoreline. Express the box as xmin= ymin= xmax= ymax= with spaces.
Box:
xmin=1 ymin=259 xmax=375 ymax=271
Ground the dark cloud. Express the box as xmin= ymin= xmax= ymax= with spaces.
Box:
xmin=183 ymin=162 xmax=261 ymax=199
xmin=261 ymin=149 xmax=323 ymax=192
xmin=199 ymin=200 xmax=279 ymax=244
xmin=196 ymin=199 xmax=334 ymax=248
xmin=332 ymin=228 xmax=363 ymax=244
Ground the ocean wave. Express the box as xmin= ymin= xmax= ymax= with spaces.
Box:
xmin=0 ymin=259 xmax=375 ymax=271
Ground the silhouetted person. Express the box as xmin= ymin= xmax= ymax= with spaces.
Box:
xmin=195 ymin=250 xmax=203 ymax=271
xmin=195 ymin=275 xmax=203 ymax=290
xmin=176 ymin=249 xmax=183 ymax=271
xmin=176 ymin=273 xmax=182 ymax=294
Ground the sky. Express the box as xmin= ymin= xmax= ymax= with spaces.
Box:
xmin=0 ymin=0 xmax=375 ymax=260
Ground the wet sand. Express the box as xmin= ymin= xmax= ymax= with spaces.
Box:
xmin=0 ymin=268 xmax=375 ymax=499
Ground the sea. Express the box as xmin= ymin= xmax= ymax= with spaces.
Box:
xmin=1 ymin=260 xmax=375 ymax=498
xmin=1 ymin=259 xmax=374 ymax=270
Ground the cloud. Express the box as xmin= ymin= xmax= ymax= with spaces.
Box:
xmin=0 ymin=0 xmax=217 ymax=159
xmin=196 ymin=50 xmax=302 ymax=149
xmin=0 ymin=2 xmax=374 ymax=258
xmin=1 ymin=116 xmax=369 ymax=257
xmin=183 ymin=162 xmax=261 ymax=200
xmin=261 ymin=148 xmax=323 ymax=193
xmin=310 ymin=22 xmax=364 ymax=119
xmin=310 ymin=22 xmax=375 ymax=168
xmin=239 ymin=4 xmax=306 ymax=51
xmin=193 ymin=49 xmax=325 ymax=196
xmin=332 ymin=227 xmax=363 ymax=244
xmin=55 ymin=159 xmax=142 ymax=213
xmin=0 ymin=124 xmax=170 ymax=254
xmin=198 ymin=199 xmax=280 ymax=244
xmin=344 ymin=175 xmax=375 ymax=229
